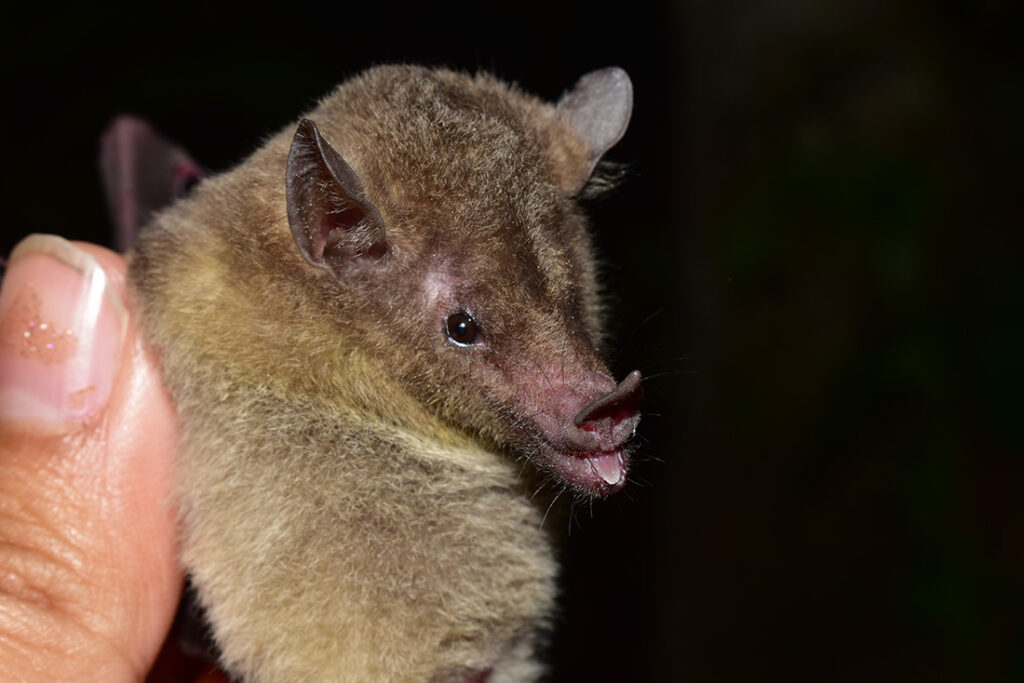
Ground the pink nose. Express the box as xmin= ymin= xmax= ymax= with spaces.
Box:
xmin=573 ymin=370 xmax=643 ymax=444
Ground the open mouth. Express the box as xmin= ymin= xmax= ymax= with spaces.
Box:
xmin=514 ymin=369 xmax=642 ymax=498
xmin=540 ymin=447 xmax=630 ymax=496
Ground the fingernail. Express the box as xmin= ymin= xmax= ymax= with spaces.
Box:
xmin=0 ymin=235 xmax=126 ymax=426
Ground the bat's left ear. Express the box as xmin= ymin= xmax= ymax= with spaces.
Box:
xmin=286 ymin=119 xmax=389 ymax=279
xmin=557 ymin=67 xmax=633 ymax=193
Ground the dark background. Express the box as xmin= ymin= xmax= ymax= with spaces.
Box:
xmin=2 ymin=1 xmax=1021 ymax=681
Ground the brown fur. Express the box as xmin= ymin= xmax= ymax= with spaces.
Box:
xmin=128 ymin=65 xmax=635 ymax=682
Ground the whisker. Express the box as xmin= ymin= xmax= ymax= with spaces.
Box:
xmin=619 ymin=308 xmax=665 ymax=352
xmin=529 ymin=477 xmax=549 ymax=502
xmin=641 ymin=369 xmax=697 ymax=382
xmin=540 ymin=488 xmax=564 ymax=530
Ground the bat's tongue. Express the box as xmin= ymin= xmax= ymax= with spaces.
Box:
xmin=588 ymin=451 xmax=624 ymax=486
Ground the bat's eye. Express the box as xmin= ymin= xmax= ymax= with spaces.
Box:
xmin=445 ymin=311 xmax=480 ymax=346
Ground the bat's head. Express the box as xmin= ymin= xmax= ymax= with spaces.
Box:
xmin=285 ymin=66 xmax=640 ymax=498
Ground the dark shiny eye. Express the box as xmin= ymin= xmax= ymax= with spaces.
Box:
xmin=445 ymin=311 xmax=479 ymax=346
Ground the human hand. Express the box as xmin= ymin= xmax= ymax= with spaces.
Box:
xmin=0 ymin=235 xmax=184 ymax=681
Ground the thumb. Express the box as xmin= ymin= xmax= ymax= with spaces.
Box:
xmin=0 ymin=235 xmax=182 ymax=681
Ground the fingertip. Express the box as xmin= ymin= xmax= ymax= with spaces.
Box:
xmin=0 ymin=235 xmax=184 ymax=677
xmin=0 ymin=235 xmax=127 ymax=427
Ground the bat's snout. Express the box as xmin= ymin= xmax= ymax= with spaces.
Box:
xmin=573 ymin=369 xmax=643 ymax=441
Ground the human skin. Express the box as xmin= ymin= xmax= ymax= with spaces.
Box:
xmin=0 ymin=235 xmax=182 ymax=681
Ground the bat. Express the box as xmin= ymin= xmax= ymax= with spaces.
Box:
xmin=124 ymin=64 xmax=641 ymax=682
xmin=99 ymin=114 xmax=206 ymax=252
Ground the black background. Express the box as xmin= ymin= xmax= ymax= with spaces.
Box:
xmin=2 ymin=1 xmax=1021 ymax=681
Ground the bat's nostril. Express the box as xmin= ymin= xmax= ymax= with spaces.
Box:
xmin=573 ymin=369 xmax=643 ymax=428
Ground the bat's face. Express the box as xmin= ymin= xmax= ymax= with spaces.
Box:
xmin=286 ymin=67 xmax=641 ymax=497
xmin=403 ymin=229 xmax=644 ymax=498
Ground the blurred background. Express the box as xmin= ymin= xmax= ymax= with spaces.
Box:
xmin=1 ymin=1 xmax=1021 ymax=680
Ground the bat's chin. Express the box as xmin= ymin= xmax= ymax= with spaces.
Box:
xmin=539 ymin=446 xmax=631 ymax=497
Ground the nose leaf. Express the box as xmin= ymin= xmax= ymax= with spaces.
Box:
xmin=573 ymin=369 xmax=643 ymax=429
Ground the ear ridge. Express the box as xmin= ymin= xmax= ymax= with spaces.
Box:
xmin=286 ymin=119 xmax=388 ymax=274
xmin=556 ymin=67 xmax=634 ymax=193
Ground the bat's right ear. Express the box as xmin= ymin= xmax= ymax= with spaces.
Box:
xmin=99 ymin=115 xmax=207 ymax=253
xmin=286 ymin=119 xmax=388 ymax=276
